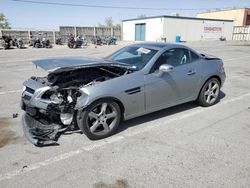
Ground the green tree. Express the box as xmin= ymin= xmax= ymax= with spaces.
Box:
xmin=98 ymin=17 xmax=121 ymax=28
xmin=97 ymin=23 xmax=105 ymax=27
xmin=0 ymin=13 xmax=11 ymax=29
xmin=114 ymin=24 xmax=121 ymax=29
xmin=104 ymin=16 xmax=114 ymax=28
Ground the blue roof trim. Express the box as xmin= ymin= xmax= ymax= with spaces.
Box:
xmin=122 ymin=15 xmax=234 ymax=22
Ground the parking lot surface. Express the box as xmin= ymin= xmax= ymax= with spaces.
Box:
xmin=0 ymin=41 xmax=250 ymax=187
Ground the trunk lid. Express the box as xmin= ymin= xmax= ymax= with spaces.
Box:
xmin=200 ymin=53 xmax=221 ymax=60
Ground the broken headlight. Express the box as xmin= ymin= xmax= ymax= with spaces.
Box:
xmin=42 ymin=90 xmax=63 ymax=104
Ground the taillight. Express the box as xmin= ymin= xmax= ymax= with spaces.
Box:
xmin=220 ymin=64 xmax=225 ymax=73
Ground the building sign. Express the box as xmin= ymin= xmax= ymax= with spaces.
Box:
xmin=202 ymin=21 xmax=224 ymax=39
xmin=204 ymin=26 xmax=222 ymax=33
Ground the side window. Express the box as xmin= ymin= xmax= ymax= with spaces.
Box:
xmin=190 ymin=51 xmax=200 ymax=62
xmin=152 ymin=48 xmax=191 ymax=72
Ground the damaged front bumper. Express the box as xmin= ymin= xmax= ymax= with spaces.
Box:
xmin=21 ymin=78 xmax=84 ymax=146
xmin=21 ymin=97 xmax=74 ymax=146
xmin=22 ymin=113 xmax=61 ymax=146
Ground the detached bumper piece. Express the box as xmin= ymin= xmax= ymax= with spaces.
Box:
xmin=22 ymin=113 xmax=63 ymax=146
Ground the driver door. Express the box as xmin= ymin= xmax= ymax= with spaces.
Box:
xmin=144 ymin=48 xmax=201 ymax=111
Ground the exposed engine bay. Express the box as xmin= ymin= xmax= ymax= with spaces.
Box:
xmin=40 ymin=65 xmax=131 ymax=87
xmin=21 ymin=65 xmax=134 ymax=146
xmin=32 ymin=65 xmax=132 ymax=125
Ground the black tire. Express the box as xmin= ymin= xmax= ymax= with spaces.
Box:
xmin=77 ymin=99 xmax=121 ymax=140
xmin=35 ymin=43 xmax=40 ymax=48
xmin=4 ymin=43 xmax=10 ymax=50
xmin=197 ymin=78 xmax=221 ymax=107
xmin=18 ymin=43 xmax=23 ymax=49
xmin=68 ymin=43 xmax=73 ymax=48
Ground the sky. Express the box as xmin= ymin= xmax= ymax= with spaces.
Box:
xmin=0 ymin=0 xmax=250 ymax=30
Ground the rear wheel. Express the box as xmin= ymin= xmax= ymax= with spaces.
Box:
xmin=197 ymin=78 xmax=220 ymax=107
xmin=78 ymin=99 xmax=121 ymax=140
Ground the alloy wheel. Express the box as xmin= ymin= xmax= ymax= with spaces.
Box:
xmin=87 ymin=102 xmax=118 ymax=135
xmin=204 ymin=81 xmax=220 ymax=104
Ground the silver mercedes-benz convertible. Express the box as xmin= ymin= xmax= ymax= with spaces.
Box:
xmin=21 ymin=42 xmax=226 ymax=145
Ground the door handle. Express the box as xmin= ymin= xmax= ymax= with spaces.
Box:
xmin=187 ymin=70 xmax=196 ymax=75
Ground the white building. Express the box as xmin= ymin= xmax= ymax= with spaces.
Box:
xmin=122 ymin=15 xmax=234 ymax=42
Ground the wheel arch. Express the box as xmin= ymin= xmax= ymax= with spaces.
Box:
xmin=80 ymin=96 xmax=125 ymax=121
xmin=196 ymin=75 xmax=221 ymax=100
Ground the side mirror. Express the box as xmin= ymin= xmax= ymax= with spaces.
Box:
xmin=159 ymin=64 xmax=174 ymax=73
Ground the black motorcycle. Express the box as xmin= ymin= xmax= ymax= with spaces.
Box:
xmin=91 ymin=36 xmax=102 ymax=45
xmin=55 ymin=37 xmax=63 ymax=45
xmin=31 ymin=37 xmax=42 ymax=48
xmin=12 ymin=37 xmax=23 ymax=49
xmin=41 ymin=37 xmax=52 ymax=48
xmin=67 ymin=34 xmax=75 ymax=48
xmin=1 ymin=35 xmax=12 ymax=49
xmin=31 ymin=37 xmax=52 ymax=48
xmin=67 ymin=35 xmax=84 ymax=48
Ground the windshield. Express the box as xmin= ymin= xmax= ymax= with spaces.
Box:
xmin=107 ymin=46 xmax=158 ymax=70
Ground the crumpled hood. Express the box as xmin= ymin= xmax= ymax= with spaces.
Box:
xmin=32 ymin=56 xmax=132 ymax=73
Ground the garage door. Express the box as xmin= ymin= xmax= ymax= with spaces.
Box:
xmin=135 ymin=23 xmax=145 ymax=41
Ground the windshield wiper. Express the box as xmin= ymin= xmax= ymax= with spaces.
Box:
xmin=105 ymin=59 xmax=137 ymax=70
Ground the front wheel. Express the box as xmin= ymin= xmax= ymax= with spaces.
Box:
xmin=197 ymin=78 xmax=221 ymax=107
xmin=77 ymin=99 xmax=121 ymax=140
xmin=4 ymin=43 xmax=10 ymax=50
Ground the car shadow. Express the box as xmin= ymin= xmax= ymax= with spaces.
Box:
xmin=117 ymin=91 xmax=226 ymax=134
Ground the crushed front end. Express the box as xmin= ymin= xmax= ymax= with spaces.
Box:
xmin=21 ymin=60 xmax=133 ymax=146
xmin=21 ymin=77 xmax=81 ymax=146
